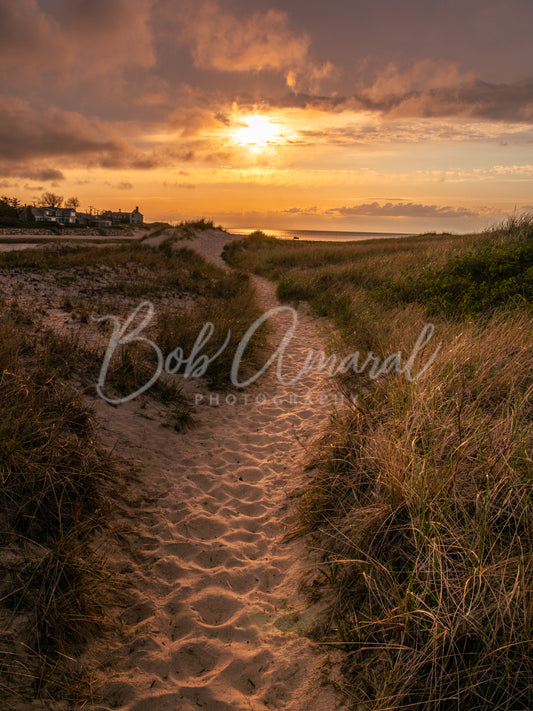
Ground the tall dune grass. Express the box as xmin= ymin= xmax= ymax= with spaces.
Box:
xmin=226 ymin=219 xmax=533 ymax=709
xmin=0 ymin=303 xmax=121 ymax=705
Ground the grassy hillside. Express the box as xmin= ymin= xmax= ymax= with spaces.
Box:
xmin=225 ymin=218 xmax=533 ymax=710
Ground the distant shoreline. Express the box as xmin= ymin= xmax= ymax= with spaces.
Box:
xmin=229 ymin=227 xmax=418 ymax=242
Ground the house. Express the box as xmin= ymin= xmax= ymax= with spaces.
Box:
xmin=130 ymin=206 xmax=143 ymax=224
xmin=32 ymin=206 xmax=76 ymax=225
xmin=28 ymin=204 xmax=143 ymax=228
xmin=98 ymin=206 xmax=144 ymax=225
xmin=57 ymin=207 xmax=77 ymax=224
xmin=100 ymin=209 xmax=130 ymax=225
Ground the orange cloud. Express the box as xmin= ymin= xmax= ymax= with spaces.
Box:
xmin=178 ymin=0 xmax=333 ymax=90
xmin=363 ymin=60 xmax=476 ymax=102
xmin=0 ymin=0 xmax=155 ymax=86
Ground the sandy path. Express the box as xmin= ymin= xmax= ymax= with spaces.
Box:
xmin=88 ymin=232 xmax=344 ymax=711
xmin=142 ymin=227 xmax=233 ymax=269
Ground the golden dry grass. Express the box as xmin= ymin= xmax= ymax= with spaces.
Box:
xmin=0 ymin=302 xmax=122 ymax=707
xmin=226 ymin=221 xmax=533 ymax=710
xmin=0 ymin=236 xmax=266 ymax=706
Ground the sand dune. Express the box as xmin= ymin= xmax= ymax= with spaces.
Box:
xmin=83 ymin=231 xmax=345 ymax=710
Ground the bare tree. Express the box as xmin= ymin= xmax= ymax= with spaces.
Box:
xmin=64 ymin=196 xmax=80 ymax=210
xmin=40 ymin=192 xmax=63 ymax=208
xmin=1 ymin=196 xmax=21 ymax=209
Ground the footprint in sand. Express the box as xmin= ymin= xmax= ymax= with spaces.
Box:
xmin=88 ymin=230 xmax=344 ymax=711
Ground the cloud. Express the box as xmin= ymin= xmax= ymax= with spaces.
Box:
xmin=0 ymin=97 xmax=127 ymax=163
xmin=25 ymin=168 xmax=65 ymax=182
xmin=0 ymin=0 xmax=155 ymax=87
xmin=0 ymin=0 xmax=58 ymax=72
xmin=59 ymin=0 xmax=156 ymax=74
xmin=0 ymin=164 xmax=65 ymax=182
xmin=327 ymin=202 xmax=482 ymax=219
xmin=383 ymin=81 xmax=533 ymax=122
xmin=490 ymin=164 xmax=533 ymax=177
xmin=103 ymin=180 xmax=135 ymax=190
xmin=363 ymin=60 xmax=476 ymax=102
xmin=169 ymin=104 xmax=225 ymax=138
xmin=293 ymin=117 xmax=524 ymax=147
xmin=178 ymin=0 xmax=333 ymax=90
xmin=0 ymin=97 xmax=192 ymax=174
xmin=282 ymin=206 xmax=319 ymax=215
xmin=278 ymin=75 xmax=533 ymax=124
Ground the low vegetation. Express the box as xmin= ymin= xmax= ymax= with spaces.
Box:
xmin=375 ymin=214 xmax=533 ymax=317
xmin=176 ymin=217 xmax=221 ymax=232
xmin=0 ymin=239 xmax=268 ymax=400
xmin=139 ymin=219 xmax=224 ymax=243
xmin=225 ymin=217 xmax=533 ymax=709
xmin=0 ymin=234 xmax=266 ymax=706
xmin=0 ymin=302 xmax=121 ymax=706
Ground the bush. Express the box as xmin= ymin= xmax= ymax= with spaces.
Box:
xmin=375 ymin=214 xmax=533 ymax=317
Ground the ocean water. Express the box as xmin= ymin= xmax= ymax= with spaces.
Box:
xmin=228 ymin=228 xmax=416 ymax=242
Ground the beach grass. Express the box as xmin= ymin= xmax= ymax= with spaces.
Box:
xmin=0 ymin=235 xmax=266 ymax=705
xmin=0 ymin=240 xmax=266 ymax=397
xmin=0 ymin=301 xmax=122 ymax=705
xmin=225 ymin=218 xmax=533 ymax=709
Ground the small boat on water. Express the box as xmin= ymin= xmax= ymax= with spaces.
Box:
xmin=293 ymin=235 xmax=299 ymax=239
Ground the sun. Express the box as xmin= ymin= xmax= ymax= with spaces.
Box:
xmin=232 ymin=115 xmax=281 ymax=149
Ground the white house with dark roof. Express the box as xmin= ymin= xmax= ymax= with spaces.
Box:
xmin=31 ymin=206 xmax=76 ymax=224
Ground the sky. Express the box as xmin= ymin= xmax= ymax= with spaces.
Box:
xmin=2 ymin=0 xmax=533 ymax=233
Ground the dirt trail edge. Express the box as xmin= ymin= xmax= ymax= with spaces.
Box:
xmin=87 ymin=230 xmax=346 ymax=711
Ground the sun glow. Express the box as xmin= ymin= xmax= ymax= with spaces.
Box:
xmin=232 ymin=115 xmax=282 ymax=148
